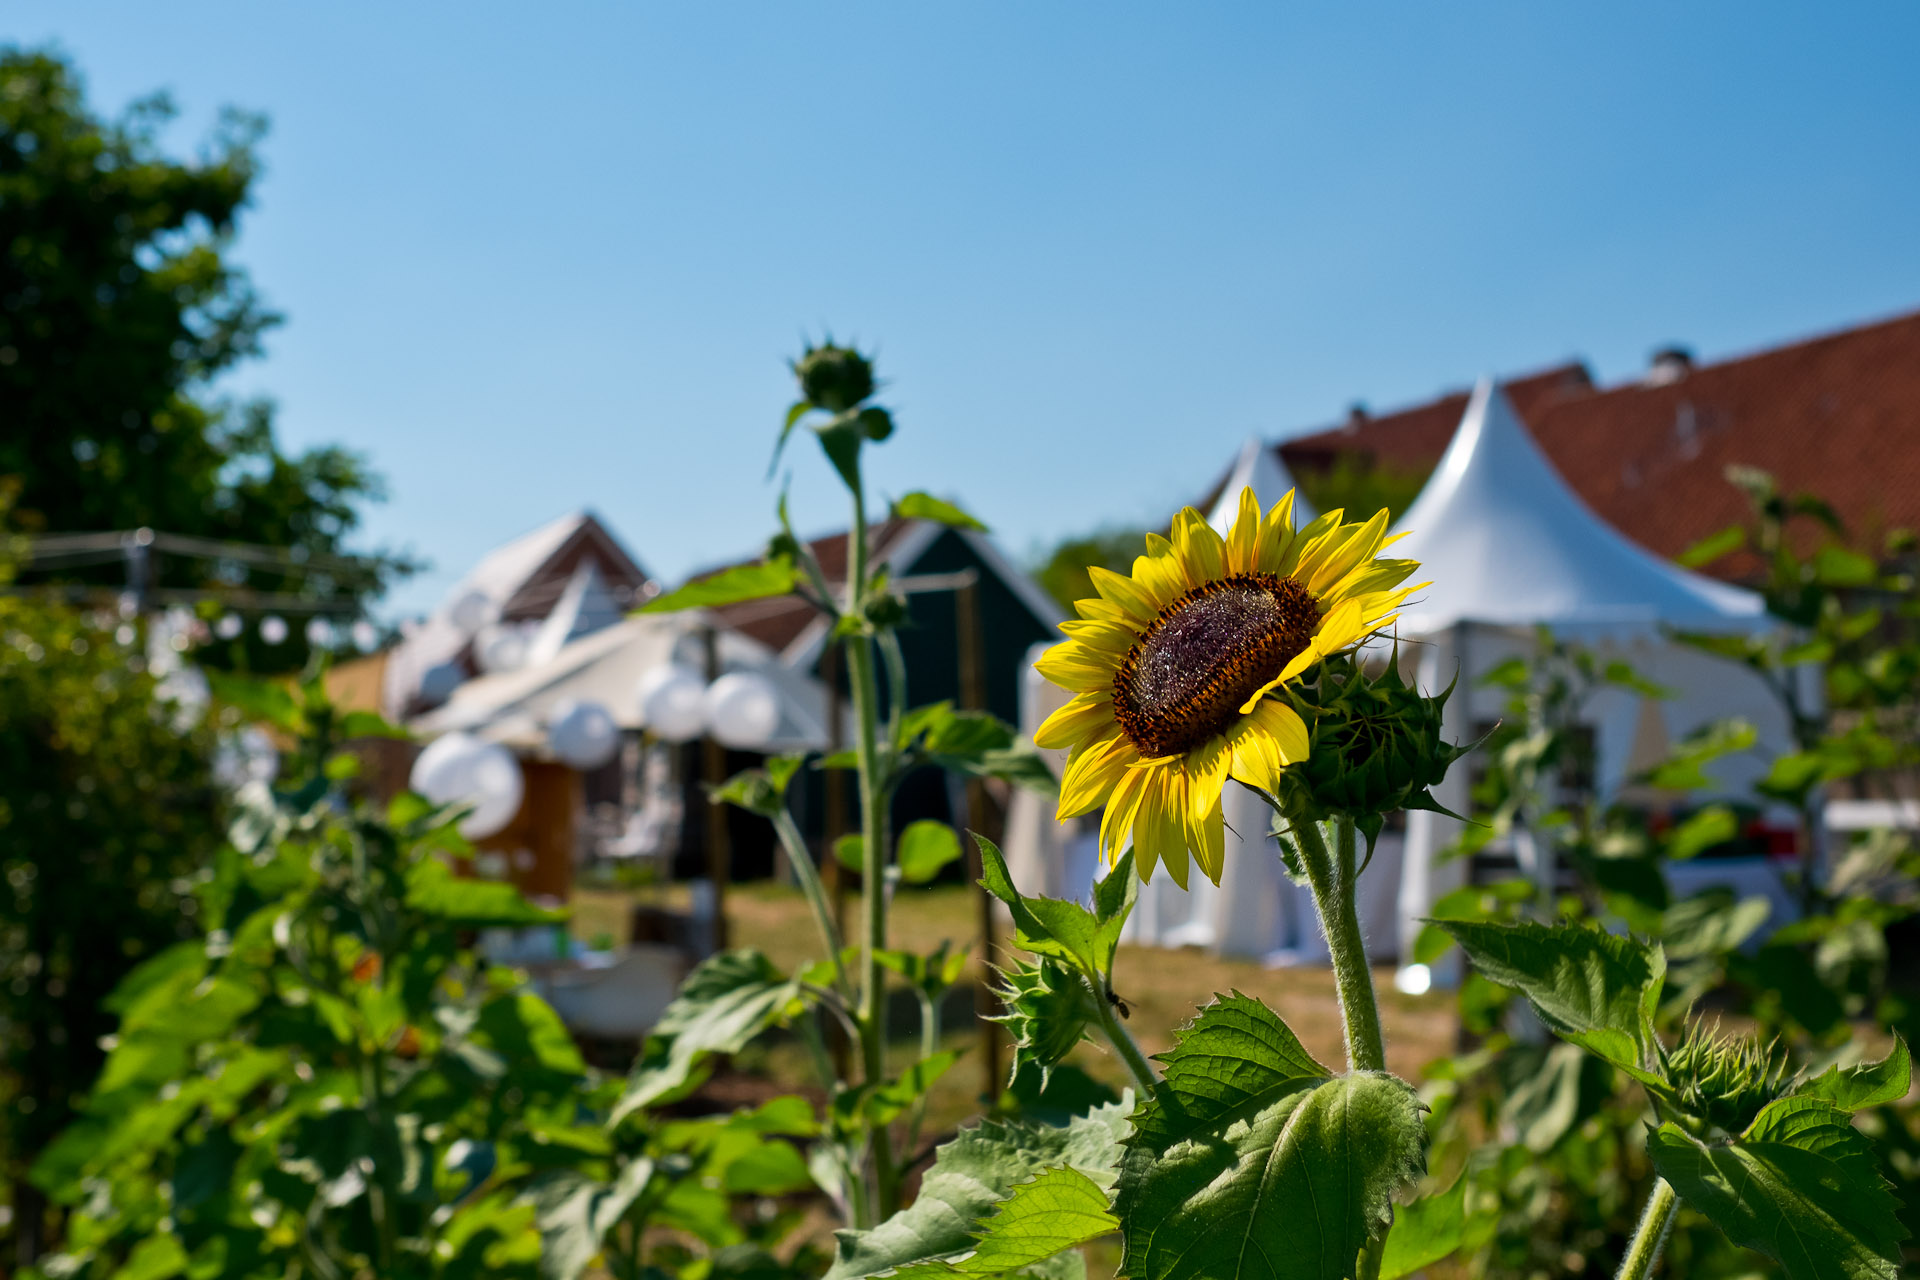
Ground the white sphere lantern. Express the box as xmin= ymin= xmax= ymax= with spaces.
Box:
xmin=704 ymin=671 xmax=782 ymax=749
xmin=457 ymin=742 xmax=525 ymax=839
xmin=448 ymin=589 xmax=498 ymax=634
xmin=409 ymin=733 xmax=524 ymax=839
xmin=474 ymin=622 xmax=529 ymax=674
xmin=547 ymin=697 xmax=621 ymax=770
xmin=306 ymin=617 xmax=336 ymax=648
xmin=635 ymin=663 xmax=707 ymax=743
xmin=259 ymin=615 xmax=288 ymax=645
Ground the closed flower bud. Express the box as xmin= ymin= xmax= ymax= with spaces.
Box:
xmin=792 ymin=343 xmax=875 ymax=413
xmin=988 ymin=957 xmax=1097 ymax=1088
xmin=1668 ymin=1022 xmax=1792 ymax=1135
xmin=1281 ymin=650 xmax=1471 ymax=853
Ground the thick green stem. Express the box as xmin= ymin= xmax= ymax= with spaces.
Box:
xmin=1293 ymin=816 xmax=1386 ymax=1073
xmin=1087 ymin=974 xmax=1158 ymax=1095
xmin=906 ymin=990 xmax=940 ymax=1158
xmin=1615 ymin=1177 xmax=1678 ymax=1280
xmin=772 ymin=809 xmax=851 ymax=999
xmin=844 ymin=486 xmax=900 ymax=1218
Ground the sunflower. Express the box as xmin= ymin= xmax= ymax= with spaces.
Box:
xmin=1034 ymin=487 xmax=1420 ymax=887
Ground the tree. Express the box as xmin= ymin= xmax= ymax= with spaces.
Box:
xmin=0 ymin=47 xmax=409 ymax=663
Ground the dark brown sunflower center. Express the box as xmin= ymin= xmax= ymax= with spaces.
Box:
xmin=1111 ymin=572 xmax=1319 ymax=758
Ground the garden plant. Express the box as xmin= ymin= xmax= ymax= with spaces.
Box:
xmin=23 ymin=343 xmax=1917 ymax=1280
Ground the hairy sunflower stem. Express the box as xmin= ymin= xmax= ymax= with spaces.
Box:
xmin=1087 ymin=972 xmax=1158 ymax=1095
xmin=1615 ymin=1177 xmax=1678 ymax=1280
xmin=772 ymin=809 xmax=851 ymax=1000
xmin=1292 ymin=815 xmax=1386 ymax=1073
xmin=844 ymin=482 xmax=900 ymax=1220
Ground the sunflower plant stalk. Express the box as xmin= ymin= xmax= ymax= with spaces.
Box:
xmin=641 ymin=342 xmax=1055 ymax=1231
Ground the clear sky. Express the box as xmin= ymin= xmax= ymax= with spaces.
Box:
xmin=11 ymin=3 xmax=1920 ymax=618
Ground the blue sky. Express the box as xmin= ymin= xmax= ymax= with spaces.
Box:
xmin=12 ymin=3 xmax=1920 ymax=617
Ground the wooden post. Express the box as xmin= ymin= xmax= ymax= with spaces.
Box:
xmin=955 ymin=575 xmax=1004 ymax=1093
xmin=702 ymin=627 xmax=730 ymax=951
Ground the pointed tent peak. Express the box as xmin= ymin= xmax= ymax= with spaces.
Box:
xmin=1205 ymin=437 xmax=1318 ymax=535
xmin=1389 ymin=377 xmax=1766 ymax=636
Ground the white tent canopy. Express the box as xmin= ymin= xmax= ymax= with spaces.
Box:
xmin=1390 ymin=380 xmax=1766 ymax=635
xmin=1206 ymin=437 xmax=1318 ymax=533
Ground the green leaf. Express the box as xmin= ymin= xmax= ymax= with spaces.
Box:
xmin=531 ymin=1157 xmax=656 ymax=1280
xmin=975 ymin=835 xmax=1125 ymax=982
xmin=1378 ymin=1173 xmax=1469 ymax=1280
xmin=339 ymin=709 xmax=410 ymax=739
xmin=1666 ymin=805 xmax=1739 ymax=860
xmin=900 ymin=820 xmax=965 ymax=884
xmin=1432 ymin=918 xmax=1666 ymax=1084
xmin=881 ymin=1167 xmax=1119 ymax=1279
xmin=1649 ymin=1101 xmax=1905 ymax=1280
xmin=1115 ymin=994 xmax=1424 ymax=1280
xmin=406 ymin=858 xmax=564 ymax=926
xmin=843 ymin=1051 xmax=963 ymax=1129
xmin=640 ymin=557 xmax=799 ymax=614
xmin=478 ymin=992 xmax=589 ymax=1077
xmin=614 ymin=951 xmax=803 ymax=1123
xmin=1661 ymin=890 xmax=1772 ymax=961
xmin=1677 ymin=524 xmax=1747 ymax=569
xmin=815 ymin=412 xmax=866 ymax=493
xmin=822 ymin=1100 xmax=1133 ymax=1280
xmin=1797 ymin=1036 xmax=1911 ymax=1111
xmin=1645 ymin=718 xmax=1757 ymax=791
xmin=835 ymin=833 xmax=866 ymax=873
xmin=772 ymin=399 xmax=813 ymax=476
xmin=892 ymin=491 xmax=989 ymax=533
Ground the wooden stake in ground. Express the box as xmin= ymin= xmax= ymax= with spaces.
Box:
xmin=955 ymin=574 xmax=1004 ymax=1093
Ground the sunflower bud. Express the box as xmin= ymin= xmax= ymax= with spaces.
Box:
xmin=1668 ymin=1023 xmax=1792 ymax=1135
xmin=792 ymin=343 xmax=875 ymax=413
xmin=1281 ymin=650 xmax=1470 ymax=852
xmin=988 ymin=958 xmax=1097 ymax=1088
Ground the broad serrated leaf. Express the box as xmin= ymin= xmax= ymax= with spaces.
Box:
xmin=976 ymin=835 xmax=1124 ymax=981
xmin=823 ymin=1100 xmax=1132 ymax=1280
xmin=893 ymin=491 xmax=989 ymax=533
xmin=1432 ymin=918 xmax=1666 ymax=1084
xmin=1378 ymin=1173 xmax=1468 ymax=1280
xmin=1797 ymin=1036 xmax=1911 ymax=1111
xmin=613 ymin=951 xmax=801 ymax=1123
xmin=639 ymin=557 xmax=799 ymax=614
xmin=531 ymin=1158 xmax=655 ymax=1280
xmin=882 ymin=1167 xmax=1118 ymax=1279
xmin=406 ymin=857 xmax=563 ymax=926
xmin=1116 ymin=994 xmax=1425 ymax=1280
xmin=1649 ymin=1110 xmax=1905 ymax=1280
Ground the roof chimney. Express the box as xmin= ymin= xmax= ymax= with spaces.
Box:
xmin=1646 ymin=345 xmax=1694 ymax=386
xmin=1344 ymin=402 xmax=1370 ymax=431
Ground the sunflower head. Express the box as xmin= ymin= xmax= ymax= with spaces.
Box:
xmin=1668 ymin=1022 xmax=1793 ymax=1135
xmin=1034 ymin=487 xmax=1422 ymax=887
xmin=792 ymin=342 xmax=875 ymax=413
xmin=1279 ymin=649 xmax=1471 ymax=853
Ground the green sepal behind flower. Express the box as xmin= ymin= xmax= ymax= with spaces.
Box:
xmin=1279 ymin=648 xmax=1473 ymax=854
xmin=988 ymin=957 xmax=1099 ymax=1089
xmin=1668 ymin=1021 xmax=1794 ymax=1136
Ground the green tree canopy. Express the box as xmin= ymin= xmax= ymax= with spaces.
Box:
xmin=0 ymin=47 xmax=409 ymax=649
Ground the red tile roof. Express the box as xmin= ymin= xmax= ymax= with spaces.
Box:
xmin=1276 ymin=308 xmax=1920 ymax=571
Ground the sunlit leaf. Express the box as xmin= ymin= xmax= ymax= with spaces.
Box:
xmin=639 ymin=557 xmax=799 ymax=614
xmin=893 ymin=491 xmax=989 ymax=533
xmin=900 ymin=820 xmax=965 ymax=884
xmin=1379 ymin=1172 xmax=1469 ymax=1280
xmin=613 ymin=951 xmax=803 ymax=1123
xmin=1797 ymin=1036 xmax=1911 ymax=1111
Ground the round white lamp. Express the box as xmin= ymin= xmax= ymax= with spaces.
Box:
xmin=636 ymin=663 xmax=708 ymax=743
xmin=474 ymin=622 xmax=529 ymax=674
xmin=259 ymin=615 xmax=288 ymax=645
xmin=411 ymin=731 xmax=484 ymax=801
xmin=448 ymin=589 xmax=498 ymax=634
xmin=409 ymin=733 xmax=524 ymax=839
xmin=548 ymin=697 xmax=621 ymax=770
xmin=704 ymin=671 xmax=782 ymax=749
xmin=306 ymin=617 xmax=336 ymax=648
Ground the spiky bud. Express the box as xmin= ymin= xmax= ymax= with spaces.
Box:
xmin=792 ymin=343 xmax=875 ymax=413
xmin=1281 ymin=650 xmax=1471 ymax=852
xmin=1668 ymin=1022 xmax=1793 ymax=1135
xmin=988 ymin=958 xmax=1097 ymax=1088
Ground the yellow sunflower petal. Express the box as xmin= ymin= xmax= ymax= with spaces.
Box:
xmin=1034 ymin=689 xmax=1117 ymax=750
xmin=1184 ymin=736 xmax=1232 ymax=825
xmin=1034 ymin=640 xmax=1117 ymax=693
xmin=1171 ymin=508 xmax=1226 ymax=587
xmin=1187 ymin=793 xmax=1226 ymax=886
xmin=1251 ymin=489 xmax=1299 ymax=575
xmin=1087 ymin=565 xmax=1160 ymax=625
xmin=1224 ymin=486 xmax=1263 ymax=574
xmin=1058 ymin=734 xmax=1135 ymax=818
xmin=1324 ymin=557 xmax=1420 ymax=603
xmin=1131 ymin=551 xmax=1188 ymax=607
xmin=1057 ymin=617 xmax=1139 ymax=654
xmin=1228 ymin=700 xmax=1309 ymax=792
xmin=1074 ymin=595 xmax=1129 ymax=624
xmin=1277 ymin=508 xmax=1344 ymax=577
xmin=1100 ymin=764 xmax=1149 ymax=865
xmin=1152 ymin=772 xmax=1191 ymax=890
xmin=1307 ymin=508 xmax=1390 ymax=596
